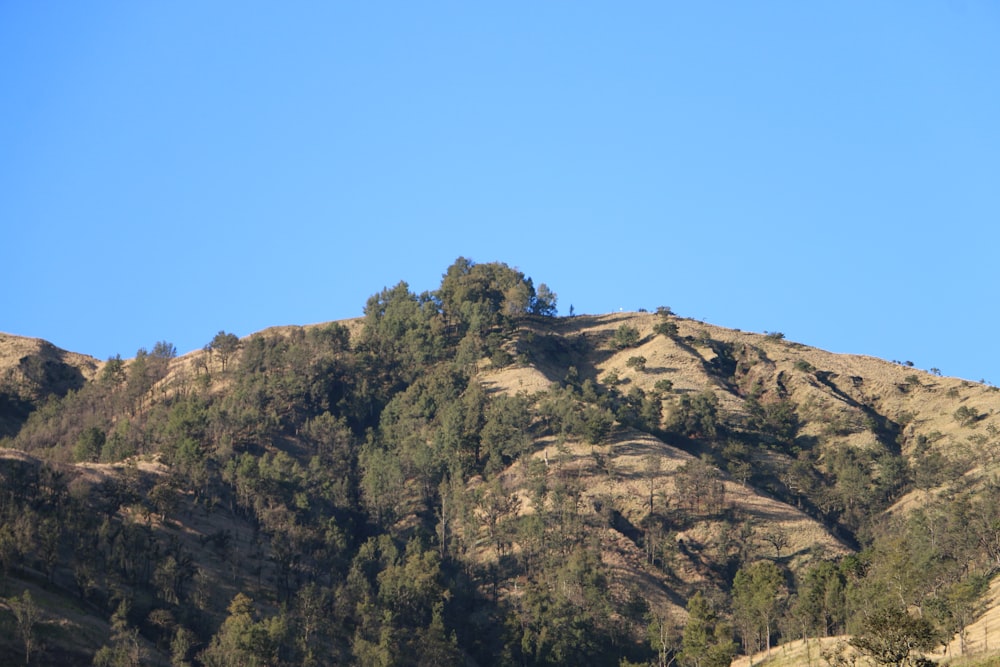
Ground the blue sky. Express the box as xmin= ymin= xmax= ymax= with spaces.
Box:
xmin=3 ymin=3 xmax=999 ymax=382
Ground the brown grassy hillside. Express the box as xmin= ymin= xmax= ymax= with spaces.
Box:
xmin=0 ymin=333 xmax=99 ymax=438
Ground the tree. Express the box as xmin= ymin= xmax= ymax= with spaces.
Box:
xmin=416 ymin=602 xmax=462 ymax=666
xmin=680 ymin=592 xmax=737 ymax=667
xmin=667 ymin=391 xmax=719 ymax=439
xmin=198 ymin=592 xmax=282 ymax=667
xmin=674 ymin=458 xmax=725 ymax=515
xmin=954 ymin=405 xmax=981 ymax=427
xmin=849 ymin=606 xmax=938 ymax=667
xmin=171 ymin=626 xmax=197 ymax=667
xmin=74 ymin=425 xmax=106 ymax=462
xmin=654 ymin=320 xmax=679 ymax=339
xmin=436 ymin=257 xmax=547 ymax=333
xmin=927 ymin=574 xmax=988 ymax=657
xmin=149 ymin=341 xmax=177 ymax=386
xmin=531 ymin=283 xmax=558 ymax=316
xmin=785 ymin=560 xmax=849 ymax=641
xmin=759 ymin=526 xmax=790 ymax=558
xmin=152 ymin=340 xmax=178 ymax=360
xmin=361 ymin=281 xmax=444 ymax=374
xmin=647 ymin=608 xmax=681 ymax=667
xmin=11 ymin=589 xmax=41 ymax=665
xmin=360 ymin=444 xmax=404 ymax=525
xmin=732 ymin=560 xmax=786 ymax=659
xmin=626 ymin=356 xmax=648 ymax=372
xmin=643 ymin=452 xmax=662 ymax=513
xmin=93 ymin=601 xmax=143 ymax=667
xmin=208 ymin=331 xmax=241 ymax=372
xmin=613 ymin=324 xmax=641 ymax=350
xmin=745 ymin=397 xmax=799 ymax=447
xmin=101 ymin=354 xmax=127 ymax=389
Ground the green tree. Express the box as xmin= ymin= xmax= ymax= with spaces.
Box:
xmin=208 ymin=331 xmax=241 ymax=372
xmin=666 ymin=391 xmax=719 ymax=439
xmin=626 ymin=356 xmax=647 ymax=372
xmin=152 ymin=340 xmax=177 ymax=362
xmin=93 ymin=601 xmax=143 ymax=667
xmin=416 ymin=602 xmax=462 ymax=666
xmin=613 ymin=324 xmax=641 ymax=350
xmin=376 ymin=539 xmax=444 ymax=628
xmin=11 ymin=589 xmax=41 ymax=665
xmin=647 ymin=608 xmax=681 ymax=667
xmin=680 ymin=592 xmax=737 ymax=667
xmin=74 ymin=425 xmax=106 ymax=462
xmin=745 ymin=397 xmax=799 ymax=447
xmin=674 ymin=458 xmax=725 ymax=515
xmin=849 ymin=606 xmax=938 ymax=667
xmin=531 ymin=283 xmax=558 ymax=316
xmin=360 ymin=444 xmax=405 ymax=525
xmin=100 ymin=354 xmax=127 ymax=389
xmin=785 ymin=560 xmax=848 ymax=639
xmin=654 ymin=320 xmax=679 ymax=339
xmin=361 ymin=281 xmax=444 ymax=374
xmin=199 ymin=593 xmax=282 ymax=667
xmin=478 ymin=392 xmax=529 ymax=465
xmin=148 ymin=340 xmax=177 ymax=383
xmin=436 ymin=257 xmax=545 ymax=334
xmin=954 ymin=405 xmax=981 ymax=427
xmin=926 ymin=574 xmax=988 ymax=657
xmin=170 ymin=626 xmax=197 ymax=667
xmin=732 ymin=560 xmax=787 ymax=659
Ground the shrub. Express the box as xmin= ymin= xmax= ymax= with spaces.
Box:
xmin=654 ymin=379 xmax=674 ymax=394
xmin=653 ymin=321 xmax=678 ymax=338
xmin=613 ymin=324 xmax=641 ymax=349
xmin=625 ymin=356 xmax=647 ymax=372
xmin=793 ymin=359 xmax=814 ymax=373
xmin=954 ymin=405 xmax=981 ymax=427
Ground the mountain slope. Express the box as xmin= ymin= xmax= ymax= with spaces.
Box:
xmin=1 ymin=262 xmax=999 ymax=666
xmin=0 ymin=333 xmax=99 ymax=438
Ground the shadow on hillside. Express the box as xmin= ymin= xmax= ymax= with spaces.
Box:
xmin=644 ymin=366 xmax=678 ymax=375
xmin=610 ymin=440 xmax=691 ymax=467
xmin=1 ymin=347 xmax=89 ymax=437
xmin=542 ymin=313 xmax=637 ymax=335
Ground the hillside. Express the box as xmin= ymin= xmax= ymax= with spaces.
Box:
xmin=2 ymin=259 xmax=999 ymax=667
xmin=0 ymin=333 xmax=99 ymax=438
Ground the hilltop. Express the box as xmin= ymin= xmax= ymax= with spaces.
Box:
xmin=0 ymin=333 xmax=99 ymax=438
xmin=1 ymin=258 xmax=999 ymax=667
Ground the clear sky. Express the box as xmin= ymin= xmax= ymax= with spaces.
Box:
xmin=3 ymin=3 xmax=999 ymax=382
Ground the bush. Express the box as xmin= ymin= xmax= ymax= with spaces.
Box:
xmin=793 ymin=359 xmax=814 ymax=373
xmin=625 ymin=356 xmax=647 ymax=372
xmin=653 ymin=321 xmax=678 ymax=338
xmin=613 ymin=324 xmax=641 ymax=350
xmin=954 ymin=405 xmax=981 ymax=427
xmin=654 ymin=379 xmax=674 ymax=394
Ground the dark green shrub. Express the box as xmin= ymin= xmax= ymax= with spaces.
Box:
xmin=625 ymin=356 xmax=647 ymax=372
xmin=613 ymin=324 xmax=641 ymax=350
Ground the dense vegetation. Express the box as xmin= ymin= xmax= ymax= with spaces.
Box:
xmin=1 ymin=257 xmax=999 ymax=666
